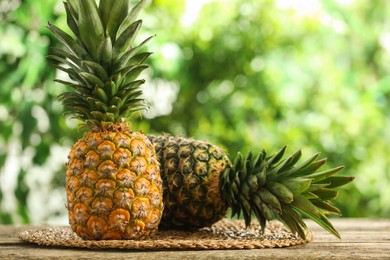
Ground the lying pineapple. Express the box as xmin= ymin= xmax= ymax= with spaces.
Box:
xmin=47 ymin=0 xmax=163 ymax=240
xmin=148 ymin=135 xmax=354 ymax=239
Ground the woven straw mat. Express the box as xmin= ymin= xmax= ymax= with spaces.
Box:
xmin=19 ymin=219 xmax=312 ymax=250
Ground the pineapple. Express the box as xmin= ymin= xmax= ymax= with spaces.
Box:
xmin=47 ymin=0 xmax=164 ymax=240
xmin=148 ymin=135 xmax=354 ymax=239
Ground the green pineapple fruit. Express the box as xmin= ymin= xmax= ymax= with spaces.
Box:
xmin=47 ymin=0 xmax=164 ymax=240
xmin=148 ymin=135 xmax=354 ymax=239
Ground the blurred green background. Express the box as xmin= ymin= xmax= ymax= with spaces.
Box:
xmin=1 ymin=0 xmax=389 ymax=225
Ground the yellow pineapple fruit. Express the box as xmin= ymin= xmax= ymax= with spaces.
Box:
xmin=149 ymin=135 xmax=354 ymax=239
xmin=48 ymin=0 xmax=163 ymax=240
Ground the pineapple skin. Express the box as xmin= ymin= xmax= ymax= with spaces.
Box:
xmin=148 ymin=135 xmax=231 ymax=229
xmin=48 ymin=0 xmax=163 ymax=240
xmin=66 ymin=129 xmax=163 ymax=240
xmin=149 ymin=135 xmax=353 ymax=239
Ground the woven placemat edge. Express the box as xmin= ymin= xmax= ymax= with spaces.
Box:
xmin=18 ymin=220 xmax=312 ymax=251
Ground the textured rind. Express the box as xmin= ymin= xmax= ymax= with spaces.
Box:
xmin=66 ymin=130 xmax=163 ymax=240
xmin=148 ymin=135 xmax=231 ymax=229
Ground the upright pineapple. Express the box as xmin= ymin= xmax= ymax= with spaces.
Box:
xmin=149 ymin=135 xmax=354 ymax=239
xmin=47 ymin=0 xmax=163 ymax=240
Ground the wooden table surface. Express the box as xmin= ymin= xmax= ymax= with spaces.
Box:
xmin=1 ymin=218 xmax=389 ymax=259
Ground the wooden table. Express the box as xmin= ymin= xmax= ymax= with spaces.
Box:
xmin=1 ymin=218 xmax=389 ymax=259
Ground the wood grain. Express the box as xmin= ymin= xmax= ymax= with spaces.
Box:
xmin=1 ymin=218 xmax=389 ymax=259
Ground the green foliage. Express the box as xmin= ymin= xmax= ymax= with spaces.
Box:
xmin=1 ymin=0 xmax=389 ymax=224
xmin=220 ymin=146 xmax=352 ymax=239
xmin=0 ymin=0 xmax=74 ymax=224
xmin=143 ymin=0 xmax=390 ymax=218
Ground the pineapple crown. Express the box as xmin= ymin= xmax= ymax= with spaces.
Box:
xmin=220 ymin=147 xmax=354 ymax=239
xmin=47 ymin=0 xmax=151 ymax=128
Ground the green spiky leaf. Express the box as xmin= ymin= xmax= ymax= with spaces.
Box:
xmin=117 ymin=0 xmax=147 ymax=37
xmin=220 ymin=147 xmax=354 ymax=239
xmin=99 ymin=0 xmax=128 ymax=41
xmin=48 ymin=0 xmax=152 ymax=126
xmin=63 ymin=2 xmax=79 ymax=36
xmin=47 ymin=22 xmax=89 ymax=59
xmin=78 ymin=0 xmax=105 ymax=59
xmin=317 ymin=176 xmax=355 ymax=189
xmin=81 ymin=60 xmax=108 ymax=80
xmin=114 ymin=20 xmax=142 ymax=58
